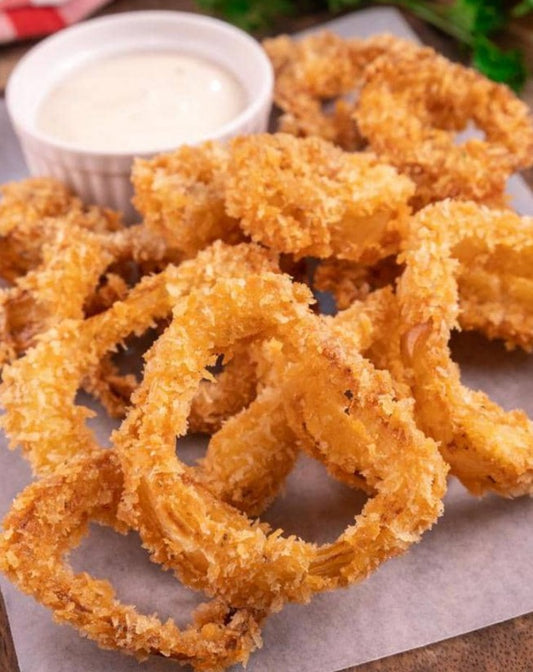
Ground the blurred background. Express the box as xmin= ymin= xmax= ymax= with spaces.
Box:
xmin=1 ymin=0 xmax=533 ymax=96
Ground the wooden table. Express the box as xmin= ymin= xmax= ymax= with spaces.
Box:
xmin=0 ymin=3 xmax=532 ymax=670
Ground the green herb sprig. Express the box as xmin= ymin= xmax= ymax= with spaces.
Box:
xmin=196 ymin=0 xmax=532 ymax=91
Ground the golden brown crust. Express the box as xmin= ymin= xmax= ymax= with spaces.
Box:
xmin=397 ymin=201 xmax=533 ymax=496
xmin=115 ymin=273 xmax=446 ymax=611
xmin=264 ymin=31 xmax=411 ymax=150
xmin=0 ymin=178 xmax=123 ymax=282
xmin=0 ymin=450 xmax=264 ymax=670
xmin=356 ymin=48 xmax=533 ymax=208
xmin=226 ymin=134 xmax=414 ymax=263
xmin=2 ymin=32 xmax=532 ymax=666
xmin=132 ymin=144 xmax=244 ymax=257
xmin=0 ymin=242 xmax=280 ymax=476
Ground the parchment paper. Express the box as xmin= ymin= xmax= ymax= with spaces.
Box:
xmin=1 ymin=8 xmax=532 ymax=672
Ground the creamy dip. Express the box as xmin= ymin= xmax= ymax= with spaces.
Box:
xmin=36 ymin=51 xmax=247 ymax=152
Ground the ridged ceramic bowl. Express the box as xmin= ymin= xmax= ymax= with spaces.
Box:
xmin=6 ymin=11 xmax=274 ymax=220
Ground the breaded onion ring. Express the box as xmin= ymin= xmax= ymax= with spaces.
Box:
xmin=355 ymin=48 xmax=533 ymax=208
xmin=0 ymin=217 xmax=178 ymax=421
xmin=314 ymin=244 xmax=533 ymax=353
xmin=397 ymin=201 xmax=533 ymax=496
xmin=0 ymin=242 xmax=278 ymax=476
xmin=264 ymin=31 xmax=411 ymax=150
xmin=115 ymin=273 xmax=446 ymax=611
xmin=313 ymin=256 xmax=401 ymax=310
xmin=0 ymin=450 xmax=263 ymax=670
xmin=0 ymin=177 xmax=122 ymax=282
xmin=0 ymin=224 xmax=114 ymax=365
xmin=0 ymin=180 xmax=176 ymax=366
xmin=132 ymin=143 xmax=243 ymax=257
xmin=226 ymin=133 xmax=414 ymax=263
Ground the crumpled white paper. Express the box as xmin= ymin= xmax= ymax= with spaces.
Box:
xmin=1 ymin=8 xmax=533 ymax=672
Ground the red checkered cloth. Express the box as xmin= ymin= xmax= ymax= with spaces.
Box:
xmin=0 ymin=0 xmax=113 ymax=43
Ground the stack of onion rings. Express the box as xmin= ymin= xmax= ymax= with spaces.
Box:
xmin=1 ymin=28 xmax=533 ymax=671
xmin=134 ymin=133 xmax=415 ymax=266
xmin=0 ymin=250 xmax=447 ymax=667
xmin=355 ymin=48 xmax=533 ymax=208
xmin=264 ymin=31 xmax=411 ymax=150
xmin=264 ymin=32 xmax=533 ymax=210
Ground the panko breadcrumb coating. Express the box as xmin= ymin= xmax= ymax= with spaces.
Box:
xmin=1 ymin=27 xmax=533 ymax=667
xmin=0 ymin=242 xmax=279 ymax=476
xmin=264 ymin=31 xmax=412 ymax=150
xmin=0 ymin=178 xmax=182 ymax=415
xmin=132 ymin=143 xmax=244 ymax=256
xmin=314 ymin=233 xmax=533 ymax=353
xmin=226 ymin=133 xmax=415 ymax=263
xmin=0 ymin=178 xmax=177 ymax=362
xmin=0 ymin=260 xmax=447 ymax=663
xmin=313 ymin=256 xmax=402 ymax=310
xmin=116 ymin=273 xmax=446 ymax=611
xmin=356 ymin=48 xmax=533 ymax=208
xmin=0 ymin=450 xmax=264 ymax=671
xmin=0 ymin=223 xmax=114 ymax=365
xmin=397 ymin=201 xmax=533 ymax=496
xmin=0 ymin=177 xmax=123 ymax=282
xmin=265 ymin=33 xmax=533 ymax=211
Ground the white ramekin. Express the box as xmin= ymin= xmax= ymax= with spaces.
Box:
xmin=6 ymin=11 xmax=273 ymax=220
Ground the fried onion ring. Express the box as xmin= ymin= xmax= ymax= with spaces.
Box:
xmin=0 ymin=450 xmax=263 ymax=670
xmin=115 ymin=273 xmax=446 ymax=611
xmin=0 ymin=242 xmax=278 ymax=476
xmin=264 ymin=31 xmax=411 ymax=150
xmin=0 ymin=177 xmax=123 ymax=282
xmin=314 ymin=244 xmax=533 ymax=353
xmin=397 ymin=201 xmax=533 ymax=496
xmin=226 ymin=133 xmax=414 ymax=263
xmin=355 ymin=48 xmax=533 ymax=208
xmin=132 ymin=143 xmax=243 ymax=257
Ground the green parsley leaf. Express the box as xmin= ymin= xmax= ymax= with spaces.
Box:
xmin=472 ymin=36 xmax=527 ymax=92
xmin=447 ymin=0 xmax=507 ymax=37
xmin=513 ymin=0 xmax=533 ymax=17
xmin=327 ymin=0 xmax=365 ymax=12
xmin=196 ymin=0 xmax=294 ymax=30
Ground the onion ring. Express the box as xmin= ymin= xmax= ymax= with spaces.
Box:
xmin=0 ymin=224 xmax=114 ymax=365
xmin=356 ymin=48 xmax=533 ymax=208
xmin=115 ymin=272 xmax=446 ymax=611
xmin=0 ymin=196 xmax=179 ymax=419
xmin=264 ymin=31 xmax=411 ymax=150
xmin=0 ymin=178 xmax=123 ymax=282
xmin=0 ymin=449 xmax=263 ymax=670
xmin=226 ymin=133 xmax=414 ymax=263
xmin=397 ymin=201 xmax=533 ymax=496
xmin=314 ymin=243 xmax=533 ymax=353
xmin=320 ymin=214 xmax=533 ymax=498
xmin=132 ymin=143 xmax=244 ymax=257
xmin=0 ymin=241 xmax=278 ymax=476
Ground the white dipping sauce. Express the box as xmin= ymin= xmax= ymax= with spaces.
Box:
xmin=36 ymin=51 xmax=247 ymax=152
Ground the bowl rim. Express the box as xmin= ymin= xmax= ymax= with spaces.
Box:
xmin=6 ymin=10 xmax=274 ymax=159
